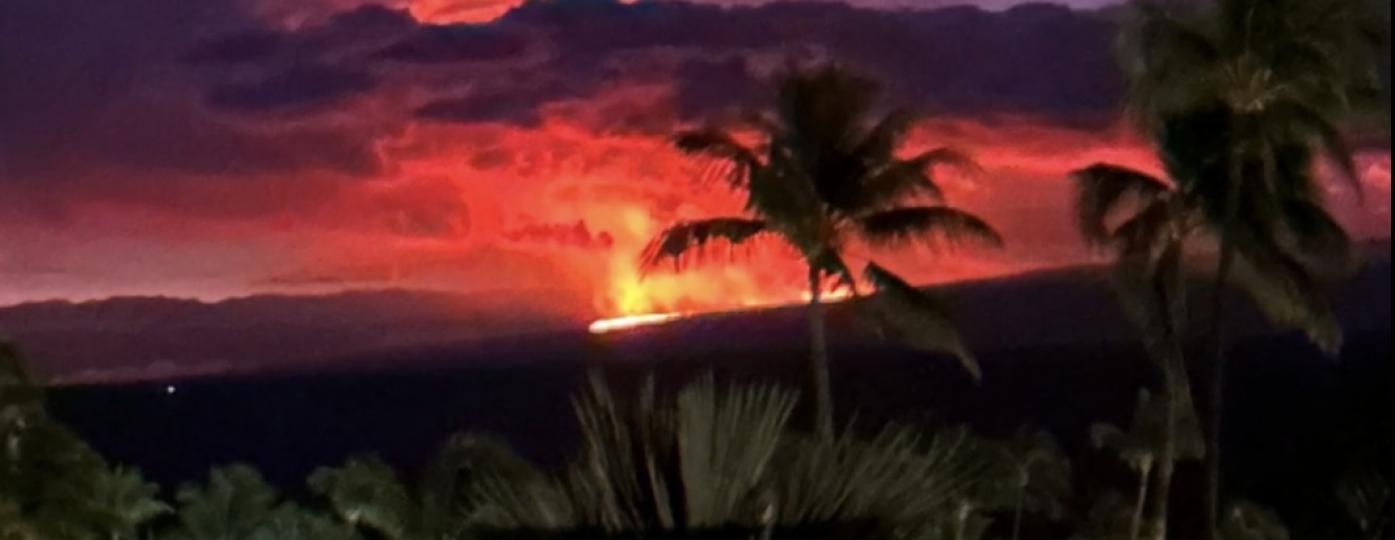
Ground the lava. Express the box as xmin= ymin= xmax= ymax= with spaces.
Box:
xmin=588 ymin=312 xmax=688 ymax=334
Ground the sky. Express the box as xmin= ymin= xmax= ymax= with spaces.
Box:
xmin=0 ymin=0 xmax=1389 ymax=317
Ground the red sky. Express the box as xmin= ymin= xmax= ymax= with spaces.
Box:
xmin=0 ymin=0 xmax=1389 ymax=317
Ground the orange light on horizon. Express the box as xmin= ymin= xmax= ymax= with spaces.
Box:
xmin=587 ymin=281 xmax=861 ymax=335
xmin=588 ymin=312 xmax=688 ymax=334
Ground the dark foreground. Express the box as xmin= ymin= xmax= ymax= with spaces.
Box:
xmin=42 ymin=255 xmax=1393 ymax=539
xmin=49 ymin=327 xmax=1391 ymax=539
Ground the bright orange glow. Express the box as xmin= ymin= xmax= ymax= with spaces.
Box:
xmin=588 ymin=279 xmax=862 ymax=335
xmin=407 ymin=0 xmax=525 ymax=24
xmin=588 ymin=312 xmax=688 ymax=334
xmin=256 ymin=114 xmax=1164 ymax=320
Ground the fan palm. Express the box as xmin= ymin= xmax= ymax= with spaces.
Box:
xmin=1117 ymin=0 xmax=1383 ymax=534
xmin=644 ymin=64 xmax=1001 ymax=438
xmin=467 ymin=374 xmax=988 ymax=537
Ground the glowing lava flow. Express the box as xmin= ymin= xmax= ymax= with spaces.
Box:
xmin=587 ymin=286 xmax=861 ymax=335
xmin=588 ymin=312 xmax=689 ymax=334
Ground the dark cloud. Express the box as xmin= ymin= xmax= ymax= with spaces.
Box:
xmin=177 ymin=1 xmax=1135 ymax=128
xmin=670 ymin=56 xmax=764 ymax=121
xmin=208 ymin=63 xmax=378 ymax=111
xmin=377 ymin=25 xmax=531 ymax=62
xmin=0 ymin=0 xmax=387 ymax=191
xmin=186 ymin=31 xmax=288 ymax=65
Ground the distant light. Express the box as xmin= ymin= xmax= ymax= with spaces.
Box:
xmin=588 ymin=312 xmax=687 ymax=334
xmin=164 ymin=385 xmax=177 ymax=395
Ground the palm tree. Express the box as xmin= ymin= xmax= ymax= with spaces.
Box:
xmin=52 ymin=466 xmax=170 ymax=540
xmin=1091 ymin=393 xmax=1156 ymax=540
xmin=249 ymin=505 xmax=362 ymax=540
xmin=467 ymin=373 xmax=988 ymax=536
xmin=643 ymin=64 xmax=1001 ymax=438
xmin=309 ymin=458 xmax=417 ymax=539
xmin=163 ymin=465 xmax=282 ymax=540
xmin=1117 ymin=1 xmax=1383 ymax=534
xmin=1070 ymin=163 xmax=1206 ymax=540
xmin=1091 ymin=389 xmax=1203 ymax=540
xmin=997 ymin=428 xmax=1072 ymax=540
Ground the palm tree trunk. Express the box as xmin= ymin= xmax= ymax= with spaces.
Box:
xmin=955 ymin=502 xmax=972 ymax=540
xmin=1203 ymin=149 xmax=1245 ymax=540
xmin=807 ymin=267 xmax=834 ymax=440
xmin=1131 ymin=460 xmax=1153 ymax=540
xmin=1202 ymin=235 xmax=1236 ymax=540
xmin=1149 ymin=351 xmax=1184 ymax=540
xmin=1011 ymin=485 xmax=1025 ymax=540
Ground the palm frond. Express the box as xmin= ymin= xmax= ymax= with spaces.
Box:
xmin=858 ymin=206 xmax=1003 ymax=252
xmin=1231 ymin=232 xmax=1343 ymax=356
xmin=854 ymin=108 xmax=917 ymax=161
xmin=476 ymin=374 xmax=801 ymax=531
xmin=1280 ymin=198 xmax=1354 ymax=270
xmin=308 ymin=458 xmax=415 ymax=539
xmin=675 ymin=377 xmax=797 ymax=527
xmin=673 ymin=128 xmax=762 ymax=190
xmin=862 ymin=147 xmax=978 ymax=205
xmin=1267 ymin=100 xmax=1364 ymax=198
xmin=862 ymin=263 xmax=980 ymax=380
xmin=463 ymin=437 xmax=575 ymax=530
xmin=853 ymin=158 xmax=945 ymax=211
xmin=639 ymin=218 xmax=768 ymax=273
xmin=771 ymin=423 xmax=987 ymax=532
xmin=1123 ymin=3 xmax=1223 ymax=121
xmin=168 ymin=465 xmax=280 ymax=540
xmin=809 ymin=248 xmax=859 ymax=294
xmin=1070 ymin=163 xmax=1174 ymax=248
xmin=1111 ymin=197 xmax=1179 ymax=260
xmin=1111 ymin=232 xmax=1189 ymax=348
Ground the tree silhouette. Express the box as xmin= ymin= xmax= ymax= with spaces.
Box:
xmin=163 ymin=465 xmax=356 ymax=540
xmin=997 ymin=428 xmax=1072 ymax=540
xmin=1070 ymin=160 xmax=1214 ymax=540
xmin=46 ymin=466 xmax=170 ymax=540
xmin=1091 ymin=389 xmax=1203 ymax=540
xmin=465 ymin=374 xmax=989 ymax=536
xmin=1116 ymin=0 xmax=1383 ymax=534
xmin=2 ymin=343 xmax=170 ymax=540
xmin=644 ymin=64 xmax=1000 ymax=438
xmin=309 ymin=458 xmax=417 ymax=539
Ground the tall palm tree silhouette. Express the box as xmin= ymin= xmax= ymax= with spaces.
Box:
xmin=643 ymin=64 xmax=1001 ymax=438
xmin=1112 ymin=0 xmax=1382 ymax=534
